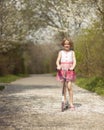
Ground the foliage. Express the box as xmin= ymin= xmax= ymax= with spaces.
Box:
xmin=75 ymin=22 xmax=104 ymax=77
xmin=0 ymin=0 xmax=98 ymax=41
xmin=0 ymin=0 xmax=27 ymax=41
xmin=0 ymin=0 xmax=103 ymax=76
xmin=76 ymin=77 xmax=104 ymax=96
xmin=0 ymin=40 xmax=28 ymax=76
xmin=26 ymin=42 xmax=58 ymax=74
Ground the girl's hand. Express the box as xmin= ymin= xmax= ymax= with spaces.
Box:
xmin=70 ymin=67 xmax=74 ymax=70
xmin=57 ymin=65 xmax=61 ymax=70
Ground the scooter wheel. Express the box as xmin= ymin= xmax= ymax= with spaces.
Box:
xmin=61 ymin=102 xmax=64 ymax=112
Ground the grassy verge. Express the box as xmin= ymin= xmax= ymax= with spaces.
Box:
xmin=0 ymin=74 xmax=28 ymax=83
xmin=76 ymin=76 xmax=104 ymax=96
xmin=52 ymin=72 xmax=57 ymax=76
xmin=0 ymin=74 xmax=28 ymax=91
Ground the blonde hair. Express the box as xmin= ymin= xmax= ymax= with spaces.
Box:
xmin=61 ymin=38 xmax=74 ymax=50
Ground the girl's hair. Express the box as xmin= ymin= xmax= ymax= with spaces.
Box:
xmin=61 ymin=38 xmax=74 ymax=50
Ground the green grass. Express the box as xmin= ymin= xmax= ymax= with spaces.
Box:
xmin=0 ymin=74 xmax=28 ymax=91
xmin=0 ymin=74 xmax=28 ymax=83
xmin=76 ymin=76 xmax=104 ymax=96
xmin=52 ymin=72 xmax=57 ymax=76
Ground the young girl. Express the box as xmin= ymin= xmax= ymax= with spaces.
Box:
xmin=56 ymin=38 xmax=76 ymax=110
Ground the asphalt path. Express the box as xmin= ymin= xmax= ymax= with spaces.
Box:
xmin=0 ymin=74 xmax=104 ymax=130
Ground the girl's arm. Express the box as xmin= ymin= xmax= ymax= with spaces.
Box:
xmin=56 ymin=51 xmax=61 ymax=70
xmin=70 ymin=51 xmax=76 ymax=70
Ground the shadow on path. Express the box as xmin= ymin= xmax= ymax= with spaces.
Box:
xmin=1 ymin=84 xmax=60 ymax=95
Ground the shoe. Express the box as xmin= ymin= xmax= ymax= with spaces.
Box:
xmin=69 ymin=106 xmax=75 ymax=110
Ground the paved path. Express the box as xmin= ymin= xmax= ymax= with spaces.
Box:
xmin=0 ymin=74 xmax=104 ymax=130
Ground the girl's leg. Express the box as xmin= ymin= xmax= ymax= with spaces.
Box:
xmin=67 ymin=81 xmax=74 ymax=107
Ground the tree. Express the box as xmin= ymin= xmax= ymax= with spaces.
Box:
xmin=75 ymin=22 xmax=104 ymax=77
xmin=0 ymin=0 xmax=102 ymax=75
xmin=0 ymin=0 xmax=28 ymax=75
xmin=95 ymin=0 xmax=104 ymax=31
xmin=18 ymin=0 xmax=97 ymax=38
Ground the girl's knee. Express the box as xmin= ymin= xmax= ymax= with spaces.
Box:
xmin=67 ymin=81 xmax=72 ymax=90
xmin=68 ymin=86 xmax=72 ymax=91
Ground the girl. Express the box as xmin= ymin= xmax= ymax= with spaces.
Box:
xmin=56 ymin=38 xmax=76 ymax=110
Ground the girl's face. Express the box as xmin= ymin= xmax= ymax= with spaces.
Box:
xmin=64 ymin=40 xmax=70 ymax=51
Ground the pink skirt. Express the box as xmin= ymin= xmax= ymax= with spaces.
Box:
xmin=56 ymin=70 xmax=76 ymax=82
